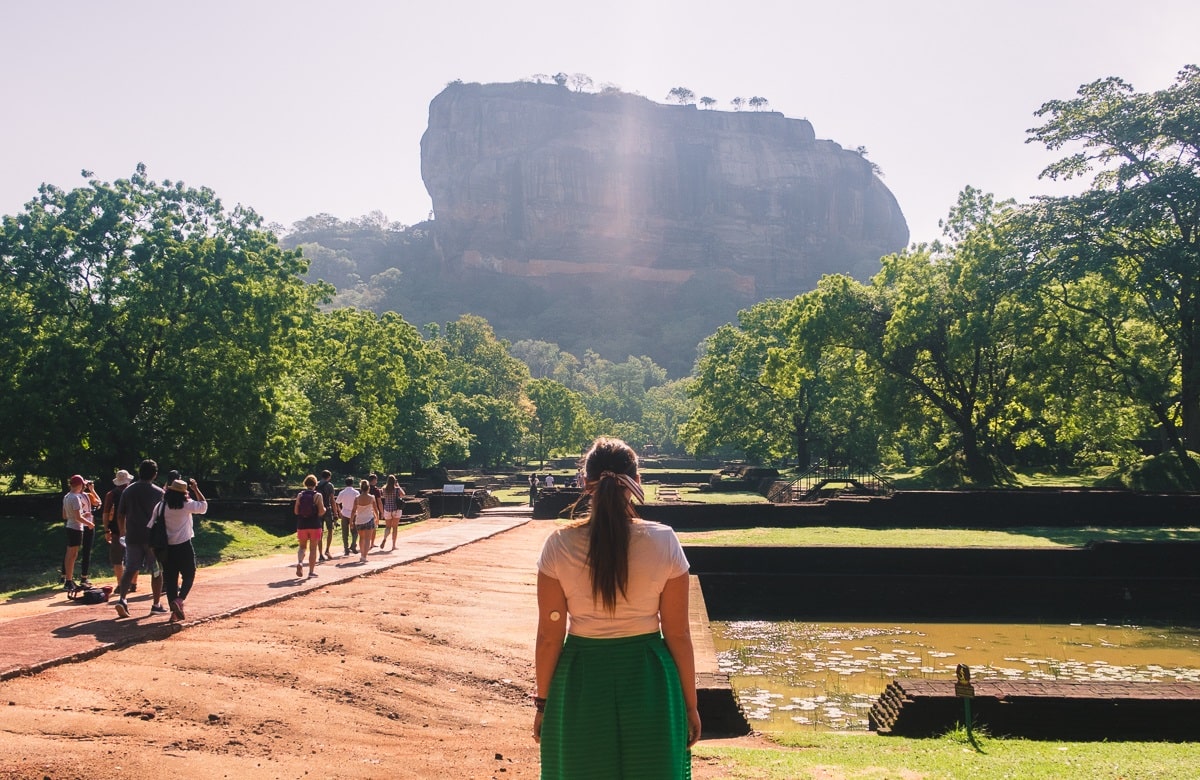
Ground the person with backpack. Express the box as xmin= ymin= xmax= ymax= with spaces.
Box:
xmin=293 ymin=474 xmax=326 ymax=578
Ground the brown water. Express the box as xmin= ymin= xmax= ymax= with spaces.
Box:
xmin=713 ymin=621 xmax=1200 ymax=732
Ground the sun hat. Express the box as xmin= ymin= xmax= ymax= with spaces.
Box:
xmin=168 ymin=479 xmax=189 ymax=493
xmin=113 ymin=469 xmax=134 ymax=486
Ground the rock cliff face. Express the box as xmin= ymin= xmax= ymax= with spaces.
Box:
xmin=421 ymin=82 xmax=909 ymax=296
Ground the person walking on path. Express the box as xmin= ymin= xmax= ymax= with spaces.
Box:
xmin=102 ymin=469 xmax=134 ymax=589
xmin=350 ymin=479 xmax=381 ymax=563
xmin=366 ymin=473 xmax=382 ymax=551
xmin=533 ymin=437 xmax=700 ymax=778
xmin=62 ymin=475 xmax=97 ymax=591
xmin=113 ymin=459 xmax=167 ymax=618
xmin=378 ymin=474 xmax=406 ymax=552
xmin=158 ymin=478 xmax=207 ymax=623
xmin=529 ymin=474 xmax=539 ymax=507
xmin=335 ymin=477 xmax=359 ymax=557
xmin=293 ymin=475 xmax=326 ymax=578
xmin=316 ymin=470 xmax=337 ymax=562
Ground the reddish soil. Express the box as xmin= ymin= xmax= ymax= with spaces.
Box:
xmin=0 ymin=519 xmax=766 ymax=779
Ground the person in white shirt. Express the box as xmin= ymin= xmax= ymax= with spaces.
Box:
xmin=534 ymin=437 xmax=700 ymax=778
xmin=335 ymin=477 xmax=360 ymax=556
xmin=156 ymin=478 xmax=207 ymax=623
xmin=62 ymin=474 xmax=96 ymax=591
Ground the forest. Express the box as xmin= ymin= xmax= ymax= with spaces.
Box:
xmin=1 ymin=66 xmax=1197 ymax=489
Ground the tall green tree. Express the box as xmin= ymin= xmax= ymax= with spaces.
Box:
xmin=579 ymin=353 xmax=667 ymax=429
xmin=682 ymin=299 xmax=810 ymax=464
xmin=526 ymin=378 xmax=591 ymax=464
xmin=431 ymin=315 xmax=531 ymax=467
xmin=1023 ymin=65 xmax=1200 ymax=479
xmin=642 ymin=379 xmax=694 ymax=455
xmin=0 ymin=166 xmax=318 ymax=480
xmin=796 ymin=189 xmax=1038 ymax=483
xmin=684 ymin=296 xmax=883 ymax=467
xmin=304 ymin=308 xmax=464 ymax=472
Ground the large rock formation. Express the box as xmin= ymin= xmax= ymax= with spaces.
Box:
xmin=421 ymin=81 xmax=909 ymax=298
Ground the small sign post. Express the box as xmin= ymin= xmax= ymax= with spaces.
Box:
xmin=442 ymin=483 xmax=467 ymax=517
xmin=955 ymin=663 xmax=975 ymax=740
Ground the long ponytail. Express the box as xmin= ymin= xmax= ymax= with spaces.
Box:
xmin=575 ymin=438 xmax=642 ymax=614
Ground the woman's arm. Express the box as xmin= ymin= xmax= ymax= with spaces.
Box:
xmin=660 ymin=572 xmax=701 ymax=747
xmin=533 ymin=571 xmax=568 ymax=743
xmin=187 ymin=480 xmax=208 ymax=514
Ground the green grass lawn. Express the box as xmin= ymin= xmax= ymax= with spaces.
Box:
xmin=2 ymin=514 xmax=304 ymax=600
xmin=693 ymin=729 xmax=1200 ymax=779
xmin=677 ymin=525 xmax=1200 ymax=548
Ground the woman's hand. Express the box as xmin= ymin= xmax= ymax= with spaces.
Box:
xmin=686 ymin=706 xmax=702 ymax=747
xmin=532 ymin=710 xmax=544 ymax=743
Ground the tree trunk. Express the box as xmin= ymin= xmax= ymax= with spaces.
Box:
xmin=960 ymin=426 xmax=991 ymax=484
xmin=792 ymin=411 xmax=811 ymax=469
xmin=1176 ymin=286 xmax=1200 ymax=484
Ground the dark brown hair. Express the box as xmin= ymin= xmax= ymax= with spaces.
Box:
xmin=575 ymin=437 xmax=640 ymax=613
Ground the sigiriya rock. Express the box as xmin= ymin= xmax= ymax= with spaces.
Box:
xmin=421 ymin=81 xmax=909 ymax=302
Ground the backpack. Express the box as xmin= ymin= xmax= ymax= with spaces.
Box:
xmin=69 ymin=585 xmax=114 ymax=604
xmin=296 ymin=489 xmax=318 ymax=518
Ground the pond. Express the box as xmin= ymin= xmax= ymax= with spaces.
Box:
xmin=713 ymin=620 xmax=1200 ymax=732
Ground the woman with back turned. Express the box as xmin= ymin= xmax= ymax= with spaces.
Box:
xmin=159 ymin=477 xmax=207 ymax=623
xmin=533 ymin=437 xmax=700 ymax=779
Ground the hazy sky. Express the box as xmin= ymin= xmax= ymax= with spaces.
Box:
xmin=2 ymin=0 xmax=1197 ymax=245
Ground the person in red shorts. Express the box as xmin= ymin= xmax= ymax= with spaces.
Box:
xmin=292 ymin=474 xmax=326 ymax=579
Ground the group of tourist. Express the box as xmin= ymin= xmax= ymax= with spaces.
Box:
xmin=292 ymin=470 xmax=409 ymax=572
xmin=63 ymin=458 xmax=206 ymax=624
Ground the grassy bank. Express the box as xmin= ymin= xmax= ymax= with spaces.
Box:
xmin=3 ymin=515 xmax=305 ymax=600
xmin=693 ymin=729 xmax=1200 ymax=779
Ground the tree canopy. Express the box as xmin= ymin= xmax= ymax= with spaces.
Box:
xmin=0 ymin=166 xmax=319 ymax=481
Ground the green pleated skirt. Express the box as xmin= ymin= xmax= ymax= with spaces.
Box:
xmin=540 ymin=632 xmax=691 ymax=780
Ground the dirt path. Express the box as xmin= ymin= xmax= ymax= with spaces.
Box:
xmin=0 ymin=519 xmax=766 ymax=779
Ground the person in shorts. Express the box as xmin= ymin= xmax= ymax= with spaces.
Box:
xmin=350 ymin=479 xmax=381 ymax=563
xmin=113 ymin=459 xmax=167 ymax=618
xmin=103 ymin=469 xmax=134 ymax=589
xmin=366 ymin=473 xmax=382 ymax=551
xmin=62 ymin=474 xmax=96 ymax=591
xmin=292 ymin=474 xmax=326 ymax=578
xmin=378 ymin=474 xmax=406 ymax=552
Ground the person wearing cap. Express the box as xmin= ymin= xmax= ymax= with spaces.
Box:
xmin=158 ymin=477 xmax=207 ymax=623
xmin=103 ymin=470 xmax=135 ymax=589
xmin=113 ymin=459 xmax=167 ymax=618
xmin=62 ymin=474 xmax=97 ymax=592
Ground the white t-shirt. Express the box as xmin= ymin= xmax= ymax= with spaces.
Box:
xmin=336 ymin=487 xmax=359 ymax=518
xmin=63 ymin=491 xmax=91 ymax=531
xmin=162 ymin=499 xmax=207 ymax=545
xmin=537 ymin=519 xmax=690 ymax=638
